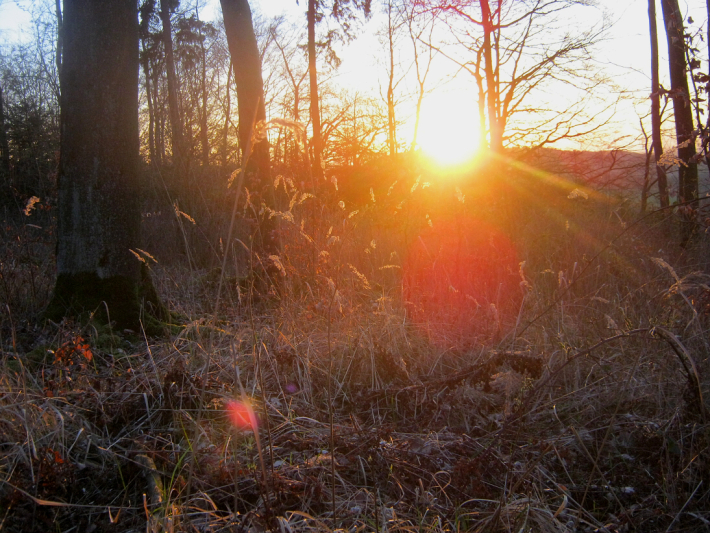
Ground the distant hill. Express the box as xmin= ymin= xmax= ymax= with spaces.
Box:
xmin=524 ymin=147 xmax=710 ymax=201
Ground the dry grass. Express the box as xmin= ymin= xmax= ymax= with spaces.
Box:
xmin=1 ymin=158 xmax=710 ymax=532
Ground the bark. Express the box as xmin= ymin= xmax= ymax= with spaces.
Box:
xmin=640 ymin=119 xmax=652 ymax=214
xmin=220 ymin=0 xmax=270 ymax=181
xmin=386 ymin=1 xmax=397 ymax=158
xmin=307 ymin=0 xmax=324 ymax=179
xmin=480 ymin=0 xmax=502 ymax=152
xmin=160 ymin=0 xmax=185 ymax=171
xmin=49 ymin=0 xmax=164 ymax=329
xmin=222 ymin=62 xmax=232 ymax=170
xmin=220 ymin=0 xmax=277 ymax=253
xmin=406 ymin=4 xmax=433 ymax=150
xmin=199 ymin=31 xmax=210 ymax=169
xmin=649 ymin=0 xmax=669 ymax=208
xmin=661 ymin=0 xmax=698 ymax=243
xmin=0 ymin=84 xmax=9 ymax=176
xmin=55 ymin=0 xmax=63 ymax=83
xmin=152 ymin=66 xmax=165 ymax=166
xmin=660 ymin=0 xmax=698 ymax=203
xmin=141 ymin=40 xmax=157 ymax=167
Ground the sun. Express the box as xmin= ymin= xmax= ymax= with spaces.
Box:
xmin=416 ymin=94 xmax=481 ymax=167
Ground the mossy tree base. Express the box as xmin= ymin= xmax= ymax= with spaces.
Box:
xmin=46 ymin=268 xmax=170 ymax=334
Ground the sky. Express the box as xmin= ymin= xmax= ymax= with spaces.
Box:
xmin=1 ymin=0 xmax=708 ymax=154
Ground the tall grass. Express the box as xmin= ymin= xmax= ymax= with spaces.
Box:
xmin=1 ymin=152 xmax=709 ymax=532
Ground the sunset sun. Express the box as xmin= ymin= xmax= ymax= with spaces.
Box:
xmin=416 ymin=95 xmax=481 ymax=167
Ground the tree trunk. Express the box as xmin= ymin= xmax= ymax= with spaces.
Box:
xmin=222 ymin=61 xmax=232 ymax=170
xmin=220 ymin=0 xmax=270 ymax=181
xmin=307 ymin=0 xmax=324 ymax=180
xmin=48 ymin=0 xmax=164 ymax=330
xmin=55 ymin=0 xmax=63 ymax=85
xmin=141 ymin=40 xmax=157 ymax=168
xmin=220 ymin=0 xmax=277 ymax=253
xmin=200 ymin=30 xmax=210 ymax=169
xmin=480 ymin=0 xmax=502 ymax=153
xmin=386 ymin=0 xmax=397 ymax=158
xmin=152 ymin=66 xmax=165 ymax=166
xmin=160 ymin=0 xmax=185 ymax=172
xmin=661 ymin=0 xmax=698 ymax=243
xmin=649 ymin=0 xmax=669 ymax=208
xmin=0 ymin=84 xmax=10 ymax=177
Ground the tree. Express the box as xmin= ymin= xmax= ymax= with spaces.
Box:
xmin=382 ymin=0 xmax=404 ymax=158
xmin=220 ymin=0 xmax=270 ymax=181
xmin=415 ymin=0 xmax=609 ymax=153
xmin=660 ymin=0 xmax=698 ymax=244
xmin=307 ymin=0 xmax=372 ymax=179
xmin=648 ymin=0 xmax=669 ymax=208
xmin=401 ymin=0 xmax=437 ymax=150
xmin=47 ymin=0 xmax=162 ymax=329
xmin=308 ymin=0 xmax=324 ymax=178
xmin=160 ymin=0 xmax=186 ymax=173
xmin=0 ymin=84 xmax=9 ymax=178
xmin=220 ymin=0 xmax=279 ymax=254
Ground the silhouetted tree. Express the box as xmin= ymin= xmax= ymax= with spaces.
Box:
xmin=648 ymin=0 xmax=669 ymax=208
xmin=307 ymin=0 xmax=372 ymax=179
xmin=220 ymin=0 xmax=270 ymax=180
xmin=0 ymin=84 xmax=9 ymax=178
xmin=160 ymin=0 xmax=186 ymax=173
xmin=661 ymin=0 xmax=698 ymax=243
xmin=48 ymin=0 xmax=162 ymax=328
xmin=416 ymin=0 xmax=609 ymax=152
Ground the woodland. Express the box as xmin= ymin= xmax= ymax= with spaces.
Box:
xmin=0 ymin=0 xmax=710 ymax=531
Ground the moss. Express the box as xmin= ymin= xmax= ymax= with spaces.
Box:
xmin=45 ymin=267 xmax=173 ymax=335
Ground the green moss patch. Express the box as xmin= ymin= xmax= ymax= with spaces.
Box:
xmin=45 ymin=268 xmax=171 ymax=334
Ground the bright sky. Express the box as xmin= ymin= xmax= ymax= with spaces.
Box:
xmin=1 ymin=0 xmax=709 ymax=157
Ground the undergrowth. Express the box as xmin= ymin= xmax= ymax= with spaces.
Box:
xmin=1 ymin=155 xmax=710 ymax=532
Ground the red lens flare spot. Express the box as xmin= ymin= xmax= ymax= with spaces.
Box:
xmin=226 ymin=400 xmax=258 ymax=431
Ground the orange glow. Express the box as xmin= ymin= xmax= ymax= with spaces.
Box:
xmin=416 ymin=95 xmax=480 ymax=168
xmin=226 ymin=400 xmax=258 ymax=431
xmin=403 ymin=214 xmax=521 ymax=343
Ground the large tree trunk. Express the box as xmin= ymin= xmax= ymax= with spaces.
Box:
xmin=220 ymin=0 xmax=270 ymax=180
xmin=661 ymin=0 xmax=699 ymax=243
xmin=160 ymin=0 xmax=185 ymax=173
xmin=48 ymin=0 xmax=163 ymax=329
xmin=649 ymin=0 xmax=669 ymax=208
xmin=307 ymin=0 xmax=324 ymax=180
xmin=220 ymin=0 xmax=277 ymax=253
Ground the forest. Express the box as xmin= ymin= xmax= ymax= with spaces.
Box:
xmin=0 ymin=0 xmax=709 ymax=531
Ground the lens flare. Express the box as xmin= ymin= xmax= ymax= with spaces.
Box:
xmin=226 ymin=400 xmax=258 ymax=431
xmin=402 ymin=214 xmax=520 ymax=344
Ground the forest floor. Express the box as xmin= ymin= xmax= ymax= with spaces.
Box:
xmin=1 ymin=167 xmax=710 ymax=532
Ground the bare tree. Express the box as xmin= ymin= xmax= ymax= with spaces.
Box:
xmin=220 ymin=0 xmax=279 ymax=254
xmin=160 ymin=0 xmax=185 ymax=171
xmin=660 ymin=0 xmax=698 ymax=244
xmin=0 ymin=84 xmax=9 ymax=177
xmin=402 ymin=1 xmax=437 ymax=150
xmin=648 ymin=0 xmax=669 ymax=208
xmin=382 ymin=0 xmax=403 ymax=157
xmin=307 ymin=0 xmax=372 ymax=179
xmin=416 ymin=0 xmax=610 ymax=152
